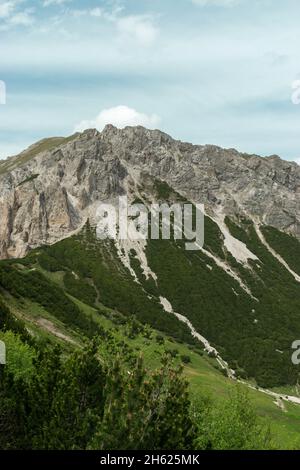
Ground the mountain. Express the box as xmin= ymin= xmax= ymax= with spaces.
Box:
xmin=1 ymin=125 xmax=300 ymax=391
xmin=0 ymin=124 xmax=299 ymax=259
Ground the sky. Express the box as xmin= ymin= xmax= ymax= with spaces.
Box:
xmin=0 ymin=0 xmax=300 ymax=162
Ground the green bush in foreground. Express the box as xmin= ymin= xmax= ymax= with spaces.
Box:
xmin=0 ymin=342 xmax=195 ymax=450
xmin=0 ymin=337 xmax=274 ymax=450
xmin=193 ymin=388 xmax=272 ymax=450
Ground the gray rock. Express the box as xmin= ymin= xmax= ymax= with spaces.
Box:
xmin=0 ymin=124 xmax=299 ymax=258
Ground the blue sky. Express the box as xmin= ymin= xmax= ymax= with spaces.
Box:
xmin=0 ymin=0 xmax=300 ymax=161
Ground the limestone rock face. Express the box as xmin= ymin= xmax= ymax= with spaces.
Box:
xmin=0 ymin=124 xmax=299 ymax=258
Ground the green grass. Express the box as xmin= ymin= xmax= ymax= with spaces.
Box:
xmin=95 ymin=315 xmax=300 ymax=449
xmin=128 ymin=332 xmax=300 ymax=449
xmin=3 ymin=294 xmax=82 ymax=350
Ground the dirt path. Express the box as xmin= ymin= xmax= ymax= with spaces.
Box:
xmin=35 ymin=318 xmax=79 ymax=346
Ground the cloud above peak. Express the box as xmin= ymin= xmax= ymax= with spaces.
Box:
xmin=74 ymin=106 xmax=161 ymax=133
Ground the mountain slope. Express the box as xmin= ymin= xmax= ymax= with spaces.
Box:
xmin=0 ymin=126 xmax=300 ymax=390
xmin=1 ymin=243 xmax=300 ymax=450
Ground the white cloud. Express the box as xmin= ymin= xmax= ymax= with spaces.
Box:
xmin=43 ymin=0 xmax=72 ymax=6
xmin=115 ymin=15 xmax=158 ymax=46
xmin=192 ymin=0 xmax=240 ymax=6
xmin=0 ymin=1 xmax=35 ymax=29
xmin=69 ymin=7 xmax=158 ymax=46
xmin=90 ymin=8 xmax=102 ymax=18
xmin=71 ymin=7 xmax=103 ymax=19
xmin=74 ymin=105 xmax=161 ymax=132
xmin=45 ymin=5 xmax=157 ymax=46
xmin=9 ymin=10 xmax=34 ymax=26
xmin=0 ymin=1 xmax=16 ymax=18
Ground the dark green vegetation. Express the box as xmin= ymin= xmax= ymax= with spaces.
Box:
xmin=223 ymin=217 xmax=300 ymax=387
xmin=261 ymin=225 xmax=300 ymax=277
xmin=0 ymin=263 xmax=98 ymax=338
xmin=145 ymin=213 xmax=300 ymax=388
xmin=0 ymin=298 xmax=272 ymax=450
xmin=0 ymin=224 xmax=299 ymax=448
xmin=10 ymin=224 xmax=194 ymax=345
xmin=1 ymin=208 xmax=300 ymax=390
xmin=0 ymin=341 xmax=194 ymax=450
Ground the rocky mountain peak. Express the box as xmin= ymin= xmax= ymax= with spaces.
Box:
xmin=0 ymin=125 xmax=299 ymax=259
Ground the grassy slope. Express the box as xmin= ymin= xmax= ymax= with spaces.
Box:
xmin=2 ymin=219 xmax=300 ymax=389
xmin=0 ymin=134 xmax=78 ymax=176
xmin=3 ymin=285 xmax=300 ymax=450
